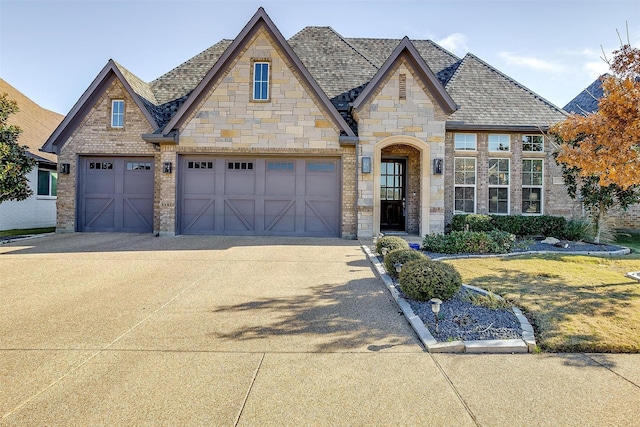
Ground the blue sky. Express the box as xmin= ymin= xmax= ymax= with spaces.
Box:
xmin=1 ymin=0 xmax=638 ymax=115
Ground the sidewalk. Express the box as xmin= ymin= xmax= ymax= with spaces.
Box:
xmin=1 ymin=234 xmax=638 ymax=426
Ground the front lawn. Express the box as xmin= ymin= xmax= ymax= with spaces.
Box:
xmin=444 ymin=252 xmax=640 ymax=353
xmin=0 ymin=227 xmax=55 ymax=238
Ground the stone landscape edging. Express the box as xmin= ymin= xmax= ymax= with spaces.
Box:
xmin=361 ymin=244 xmax=536 ymax=354
xmin=428 ymin=246 xmax=631 ymax=261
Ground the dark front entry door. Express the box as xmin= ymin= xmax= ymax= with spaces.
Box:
xmin=380 ymin=158 xmax=406 ymax=231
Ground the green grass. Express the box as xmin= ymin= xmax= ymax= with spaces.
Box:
xmin=0 ymin=227 xmax=55 ymax=238
xmin=445 ymin=252 xmax=640 ymax=353
xmin=615 ymin=234 xmax=640 ymax=253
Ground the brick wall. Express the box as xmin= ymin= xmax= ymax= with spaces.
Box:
xmin=56 ymin=79 xmax=156 ymax=232
xmin=444 ymin=131 xmax=583 ymax=227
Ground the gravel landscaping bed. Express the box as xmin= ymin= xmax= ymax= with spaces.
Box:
xmin=403 ymin=287 xmax=522 ymax=341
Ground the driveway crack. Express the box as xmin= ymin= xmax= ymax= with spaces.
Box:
xmin=235 ymin=352 xmax=265 ymax=426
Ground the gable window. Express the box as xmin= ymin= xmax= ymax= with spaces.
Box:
xmin=522 ymin=135 xmax=544 ymax=152
xmin=454 ymin=158 xmax=476 ymax=213
xmin=488 ymin=158 xmax=510 ymax=214
xmin=111 ymin=100 xmax=124 ymax=128
xmin=454 ymin=133 xmax=477 ymax=151
xmin=37 ymin=169 xmax=57 ymax=196
xmin=253 ymin=62 xmax=270 ymax=101
xmin=488 ymin=134 xmax=510 ymax=152
xmin=522 ymin=159 xmax=543 ymax=214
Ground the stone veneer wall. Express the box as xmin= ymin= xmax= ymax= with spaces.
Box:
xmin=354 ymin=58 xmax=448 ymax=238
xmin=170 ymin=27 xmax=356 ymax=237
xmin=381 ymin=144 xmax=420 ymax=234
xmin=443 ymin=131 xmax=582 ymax=227
xmin=55 ymin=79 xmax=156 ymax=233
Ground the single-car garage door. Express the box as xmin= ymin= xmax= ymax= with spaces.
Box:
xmin=78 ymin=157 xmax=154 ymax=232
xmin=179 ymin=156 xmax=340 ymax=237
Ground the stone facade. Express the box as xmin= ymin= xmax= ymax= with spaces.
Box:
xmin=354 ymin=59 xmax=448 ymax=238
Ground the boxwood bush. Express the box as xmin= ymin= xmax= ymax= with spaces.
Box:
xmin=384 ymin=248 xmax=429 ymax=279
xmin=451 ymin=214 xmax=567 ymax=238
xmin=422 ymin=230 xmax=515 ymax=254
xmin=398 ymin=258 xmax=462 ymax=302
xmin=375 ymin=236 xmax=409 ymax=255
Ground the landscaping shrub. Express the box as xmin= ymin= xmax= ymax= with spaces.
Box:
xmin=562 ymin=218 xmax=595 ymax=241
xmin=398 ymin=258 xmax=462 ymax=302
xmin=422 ymin=230 xmax=515 ymax=254
xmin=450 ymin=214 xmax=567 ymax=238
xmin=375 ymin=236 xmax=409 ymax=255
xmin=384 ymin=248 xmax=429 ymax=279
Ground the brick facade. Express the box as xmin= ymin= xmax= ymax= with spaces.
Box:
xmin=55 ymin=79 xmax=156 ymax=233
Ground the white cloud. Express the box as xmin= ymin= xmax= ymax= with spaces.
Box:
xmin=584 ymin=60 xmax=610 ymax=79
xmin=435 ymin=33 xmax=468 ymax=56
xmin=499 ymin=51 xmax=566 ymax=73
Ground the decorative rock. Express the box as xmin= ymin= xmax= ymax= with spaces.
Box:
xmin=541 ymin=237 xmax=560 ymax=245
xmin=626 ymin=272 xmax=640 ymax=282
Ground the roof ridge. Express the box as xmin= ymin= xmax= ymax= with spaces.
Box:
xmin=326 ymin=27 xmax=380 ymax=69
xmin=459 ymin=53 xmax=565 ymax=115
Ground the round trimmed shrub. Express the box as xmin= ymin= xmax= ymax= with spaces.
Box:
xmin=398 ymin=259 xmax=462 ymax=302
xmin=384 ymin=248 xmax=429 ymax=279
xmin=375 ymin=236 xmax=409 ymax=256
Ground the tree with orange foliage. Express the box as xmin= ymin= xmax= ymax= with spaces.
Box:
xmin=552 ymin=41 xmax=640 ymax=242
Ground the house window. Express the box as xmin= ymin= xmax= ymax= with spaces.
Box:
xmin=111 ymin=100 xmax=124 ymax=128
xmin=187 ymin=161 xmax=213 ymax=169
xmin=523 ymin=159 xmax=543 ymax=214
xmin=126 ymin=162 xmax=152 ymax=171
xmin=308 ymin=162 xmax=335 ymax=172
xmin=488 ymin=134 xmax=510 ymax=152
xmin=37 ymin=169 xmax=57 ymax=196
xmin=227 ymin=161 xmax=254 ymax=170
xmin=267 ymin=162 xmax=294 ymax=172
xmin=454 ymin=158 xmax=476 ymax=213
xmin=522 ymin=135 xmax=544 ymax=152
xmin=488 ymin=158 xmax=510 ymax=214
xmin=253 ymin=62 xmax=269 ymax=101
xmin=454 ymin=133 xmax=477 ymax=151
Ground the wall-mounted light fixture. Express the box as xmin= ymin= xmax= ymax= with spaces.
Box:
xmin=362 ymin=156 xmax=371 ymax=174
xmin=433 ymin=158 xmax=443 ymax=175
xmin=59 ymin=163 xmax=70 ymax=174
xmin=163 ymin=162 xmax=173 ymax=173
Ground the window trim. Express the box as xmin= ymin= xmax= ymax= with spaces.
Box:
xmin=522 ymin=134 xmax=544 ymax=153
xmin=252 ymin=60 xmax=270 ymax=101
xmin=488 ymin=134 xmax=511 ymax=152
xmin=522 ymin=158 xmax=544 ymax=215
xmin=453 ymin=157 xmax=476 ymax=214
xmin=111 ymin=99 xmax=124 ymax=128
xmin=454 ymin=133 xmax=477 ymax=151
xmin=488 ymin=158 xmax=510 ymax=214
xmin=37 ymin=169 xmax=57 ymax=197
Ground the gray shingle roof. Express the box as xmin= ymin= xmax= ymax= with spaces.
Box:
xmin=563 ymin=75 xmax=606 ymax=115
xmin=95 ymin=23 xmax=566 ymax=132
xmin=445 ymin=54 xmax=566 ymax=127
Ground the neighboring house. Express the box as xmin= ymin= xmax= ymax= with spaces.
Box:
xmin=564 ymin=76 xmax=639 ymax=232
xmin=0 ymin=79 xmax=62 ymax=231
xmin=42 ymin=8 xmax=582 ymax=238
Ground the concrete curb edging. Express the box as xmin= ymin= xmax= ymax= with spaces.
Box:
xmin=362 ymin=244 xmax=535 ymax=354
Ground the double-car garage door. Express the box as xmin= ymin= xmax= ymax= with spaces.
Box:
xmin=179 ymin=156 xmax=340 ymax=237
xmin=78 ymin=156 xmax=341 ymax=237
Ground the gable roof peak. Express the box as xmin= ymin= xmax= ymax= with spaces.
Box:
xmin=352 ymin=35 xmax=457 ymax=114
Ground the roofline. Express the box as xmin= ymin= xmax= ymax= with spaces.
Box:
xmin=162 ymin=7 xmax=356 ymax=138
xmin=41 ymin=60 xmax=159 ymax=154
xmin=352 ymin=37 xmax=457 ymax=114
xmin=445 ymin=122 xmax=552 ymax=132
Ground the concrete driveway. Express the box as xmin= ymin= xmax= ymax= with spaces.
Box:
xmin=1 ymin=234 xmax=639 ymax=426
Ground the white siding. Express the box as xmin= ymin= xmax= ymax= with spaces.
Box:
xmin=0 ymin=166 xmax=57 ymax=231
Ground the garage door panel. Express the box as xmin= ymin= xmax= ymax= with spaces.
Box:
xmin=79 ymin=157 xmax=154 ymax=233
xmin=224 ymin=199 xmax=255 ymax=232
xmin=305 ymin=200 xmax=339 ymax=233
xmin=179 ymin=156 xmax=339 ymax=237
xmin=182 ymin=198 xmax=216 ymax=233
xmin=264 ymin=199 xmax=296 ymax=232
